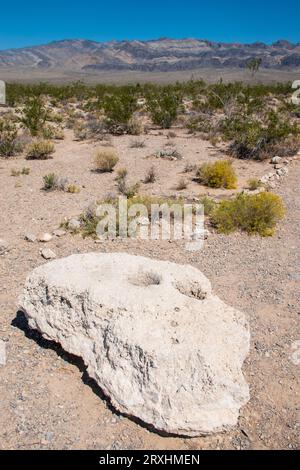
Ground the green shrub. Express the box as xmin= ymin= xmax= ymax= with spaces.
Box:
xmin=211 ymin=192 xmax=285 ymax=236
xmin=102 ymin=92 xmax=137 ymax=134
xmin=146 ymin=89 xmax=182 ymax=129
xmin=224 ymin=111 xmax=300 ymax=160
xmin=93 ymin=148 xmax=119 ymax=172
xmin=43 ymin=173 xmax=57 ymax=190
xmin=247 ymin=178 xmax=262 ymax=191
xmin=20 ymin=97 xmax=48 ymax=136
xmin=197 ymin=160 xmax=237 ymax=189
xmin=26 ymin=140 xmax=55 ymax=160
xmin=198 ymin=196 xmax=217 ymax=216
xmin=42 ymin=125 xmax=64 ymax=140
xmin=0 ymin=119 xmax=23 ymax=157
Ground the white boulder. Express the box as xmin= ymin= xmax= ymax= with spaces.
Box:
xmin=19 ymin=252 xmax=250 ymax=436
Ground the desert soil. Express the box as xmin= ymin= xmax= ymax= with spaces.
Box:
xmin=0 ymin=129 xmax=299 ymax=450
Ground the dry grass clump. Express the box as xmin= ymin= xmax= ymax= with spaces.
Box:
xmin=26 ymin=140 xmax=55 ymax=160
xmin=144 ymin=166 xmax=156 ymax=183
xmin=11 ymin=167 xmax=30 ymax=177
xmin=115 ymin=168 xmax=140 ymax=197
xmin=247 ymin=178 xmax=262 ymax=191
xmin=196 ymin=160 xmax=237 ymax=189
xmin=176 ymin=178 xmax=188 ymax=190
xmin=93 ymin=148 xmax=119 ymax=173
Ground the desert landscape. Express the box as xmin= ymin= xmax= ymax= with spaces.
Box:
xmin=0 ymin=77 xmax=299 ymax=450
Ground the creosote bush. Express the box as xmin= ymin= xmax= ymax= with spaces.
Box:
xmin=42 ymin=125 xmax=64 ymax=140
xmin=197 ymin=160 xmax=237 ymax=189
xmin=211 ymin=192 xmax=285 ymax=236
xmin=26 ymin=140 xmax=54 ymax=160
xmin=93 ymin=149 xmax=119 ymax=172
xmin=0 ymin=118 xmax=23 ymax=157
xmin=20 ymin=96 xmax=48 ymax=136
xmin=198 ymin=196 xmax=217 ymax=216
xmin=146 ymin=89 xmax=182 ymax=129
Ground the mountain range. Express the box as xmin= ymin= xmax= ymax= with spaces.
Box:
xmin=0 ymin=38 xmax=300 ymax=73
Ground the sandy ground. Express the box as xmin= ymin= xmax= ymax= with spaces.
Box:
xmin=0 ymin=130 xmax=299 ymax=449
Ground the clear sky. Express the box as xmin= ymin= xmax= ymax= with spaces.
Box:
xmin=0 ymin=0 xmax=299 ymax=50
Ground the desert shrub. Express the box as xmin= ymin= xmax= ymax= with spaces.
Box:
xmin=224 ymin=111 xmax=300 ymax=160
xmin=211 ymin=192 xmax=285 ymax=236
xmin=11 ymin=167 xmax=30 ymax=177
xmin=93 ymin=148 xmax=119 ymax=172
xmin=20 ymin=97 xmax=48 ymax=136
xmin=184 ymin=162 xmax=197 ymax=173
xmin=144 ymin=166 xmax=156 ymax=183
xmin=42 ymin=125 xmax=64 ymax=140
xmin=187 ymin=116 xmax=212 ymax=134
xmin=167 ymin=131 xmax=177 ymax=138
xmin=127 ymin=117 xmax=144 ymax=135
xmin=198 ymin=196 xmax=217 ymax=216
xmin=67 ymin=184 xmax=80 ymax=194
xmin=146 ymin=89 xmax=182 ymax=129
xmin=247 ymin=178 xmax=262 ymax=191
xmin=155 ymin=148 xmax=183 ymax=160
xmin=43 ymin=173 xmax=58 ymax=190
xmin=78 ymin=195 xmax=184 ymax=238
xmin=115 ymin=168 xmax=140 ymax=197
xmin=176 ymin=178 xmax=188 ymax=190
xmin=197 ymin=160 xmax=237 ymax=189
xmin=26 ymin=140 xmax=55 ymax=160
xmin=102 ymin=92 xmax=137 ymax=134
xmin=130 ymin=139 xmax=146 ymax=148
xmin=0 ymin=118 xmax=23 ymax=157
xmin=47 ymin=111 xmax=64 ymax=123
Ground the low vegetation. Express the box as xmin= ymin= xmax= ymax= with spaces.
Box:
xmin=211 ymin=192 xmax=285 ymax=236
xmin=26 ymin=140 xmax=55 ymax=160
xmin=0 ymin=118 xmax=23 ymax=157
xmin=196 ymin=160 xmax=237 ymax=189
xmin=93 ymin=149 xmax=119 ymax=172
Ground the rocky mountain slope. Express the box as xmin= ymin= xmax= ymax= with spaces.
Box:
xmin=0 ymin=38 xmax=300 ymax=72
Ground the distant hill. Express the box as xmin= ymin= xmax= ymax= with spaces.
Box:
xmin=1 ymin=38 xmax=300 ymax=74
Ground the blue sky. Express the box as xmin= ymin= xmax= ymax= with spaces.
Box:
xmin=0 ymin=0 xmax=299 ymax=50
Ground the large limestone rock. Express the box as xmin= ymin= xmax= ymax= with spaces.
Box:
xmin=19 ymin=252 xmax=250 ymax=436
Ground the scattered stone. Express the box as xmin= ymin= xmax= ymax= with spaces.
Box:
xmin=276 ymin=167 xmax=289 ymax=177
xmin=20 ymin=252 xmax=250 ymax=437
xmin=0 ymin=239 xmax=9 ymax=255
xmin=24 ymin=233 xmax=36 ymax=243
xmin=68 ymin=219 xmax=81 ymax=230
xmin=38 ymin=233 xmax=53 ymax=243
xmin=53 ymin=229 xmax=66 ymax=237
xmin=40 ymin=249 xmax=56 ymax=260
xmin=271 ymin=156 xmax=282 ymax=164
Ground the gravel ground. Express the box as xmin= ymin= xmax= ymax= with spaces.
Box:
xmin=0 ymin=130 xmax=299 ymax=449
